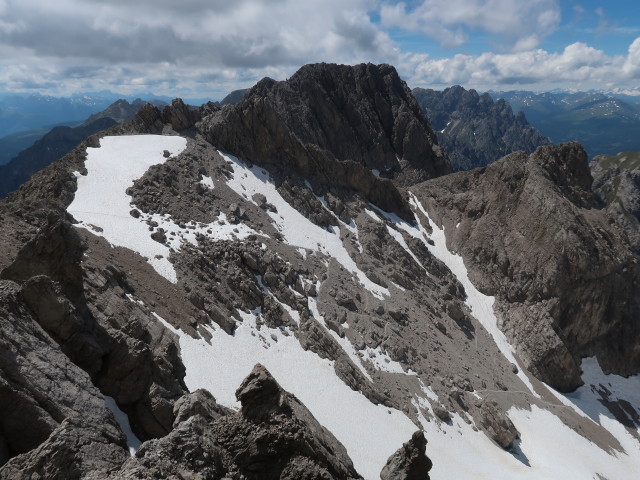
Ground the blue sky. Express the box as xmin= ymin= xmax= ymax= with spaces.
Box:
xmin=0 ymin=1 xmax=639 ymax=99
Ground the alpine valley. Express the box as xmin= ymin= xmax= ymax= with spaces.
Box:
xmin=0 ymin=63 xmax=639 ymax=480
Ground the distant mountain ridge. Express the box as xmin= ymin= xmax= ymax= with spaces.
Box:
xmin=413 ymin=85 xmax=550 ymax=171
xmin=0 ymin=99 xmax=163 ymax=198
xmin=492 ymin=90 xmax=640 ymax=157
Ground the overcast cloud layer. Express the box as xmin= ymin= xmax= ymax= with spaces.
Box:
xmin=0 ymin=0 xmax=639 ymax=98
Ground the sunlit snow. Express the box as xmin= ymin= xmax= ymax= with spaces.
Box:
xmin=155 ymin=310 xmax=417 ymax=480
xmin=221 ymin=152 xmax=388 ymax=299
xmin=68 ymin=135 xmax=257 ymax=283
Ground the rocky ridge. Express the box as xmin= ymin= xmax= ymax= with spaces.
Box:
xmin=591 ymin=151 xmax=640 ymax=255
xmin=414 ymin=142 xmax=640 ymax=390
xmin=413 ymin=85 xmax=550 ymax=171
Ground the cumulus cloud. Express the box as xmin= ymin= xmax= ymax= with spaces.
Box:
xmin=0 ymin=0 xmax=398 ymax=96
xmin=381 ymin=0 xmax=561 ymax=51
xmin=404 ymin=37 xmax=640 ymax=91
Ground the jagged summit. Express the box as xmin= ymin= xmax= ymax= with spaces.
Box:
xmin=413 ymin=85 xmax=550 ymax=171
xmin=200 ymin=63 xmax=450 ymax=218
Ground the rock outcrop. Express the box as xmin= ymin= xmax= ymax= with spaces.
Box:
xmin=118 ymin=364 xmax=363 ymax=480
xmin=200 ymin=62 xmax=451 ymax=220
xmin=413 ymin=85 xmax=550 ymax=171
xmin=591 ymin=151 xmax=640 ymax=255
xmin=414 ymin=142 xmax=640 ymax=390
xmin=380 ymin=431 xmax=432 ymax=480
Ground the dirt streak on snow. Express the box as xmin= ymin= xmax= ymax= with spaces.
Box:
xmin=221 ymin=152 xmax=388 ymax=299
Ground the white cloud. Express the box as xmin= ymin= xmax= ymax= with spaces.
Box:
xmin=0 ymin=0 xmax=398 ymax=96
xmin=404 ymin=37 xmax=640 ymax=91
xmin=381 ymin=0 xmax=561 ymax=52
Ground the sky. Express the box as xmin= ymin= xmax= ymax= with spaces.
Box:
xmin=1 ymin=0 xmax=639 ymax=100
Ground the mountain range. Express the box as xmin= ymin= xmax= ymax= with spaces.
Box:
xmin=0 ymin=63 xmax=638 ymax=480
xmin=412 ymin=85 xmax=550 ymax=171
xmin=493 ymin=90 xmax=640 ymax=157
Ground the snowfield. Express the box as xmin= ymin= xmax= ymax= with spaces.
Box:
xmin=155 ymin=309 xmax=417 ymax=480
xmin=74 ymin=135 xmax=639 ymax=480
xmin=222 ymin=152 xmax=388 ymax=299
xmin=68 ymin=135 xmax=256 ymax=283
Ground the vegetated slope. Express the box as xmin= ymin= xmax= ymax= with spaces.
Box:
xmin=413 ymin=85 xmax=550 ymax=171
xmin=494 ymin=90 xmax=640 ymax=157
xmin=591 ymin=151 xmax=640 ymax=254
xmin=0 ymin=63 xmax=638 ymax=480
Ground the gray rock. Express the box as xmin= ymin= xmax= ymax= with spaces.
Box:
xmin=380 ymin=430 xmax=432 ymax=480
xmin=413 ymin=85 xmax=550 ymax=171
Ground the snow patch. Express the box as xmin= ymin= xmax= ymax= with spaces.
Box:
xmin=308 ymin=294 xmax=372 ymax=381
xmin=222 ymin=152 xmax=387 ymax=299
xmin=154 ymin=310 xmax=417 ymax=480
xmin=200 ymin=175 xmax=215 ymax=189
xmin=104 ymin=396 xmax=141 ymax=456
xmin=68 ymin=135 xmax=259 ymax=284
xmin=68 ymin=135 xmax=187 ymax=282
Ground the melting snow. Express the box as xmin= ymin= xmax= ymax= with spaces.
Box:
xmin=222 ymin=152 xmax=387 ymax=299
xmin=373 ymin=195 xmax=538 ymax=396
xmin=155 ymin=310 xmax=417 ymax=480
xmin=104 ymin=395 xmax=141 ymax=456
xmin=68 ymin=135 xmax=258 ymax=284
xmin=200 ymin=175 xmax=215 ymax=189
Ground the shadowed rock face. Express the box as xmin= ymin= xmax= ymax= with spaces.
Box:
xmin=380 ymin=430 xmax=433 ymax=480
xmin=413 ymin=85 xmax=550 ymax=172
xmin=199 ymin=63 xmax=451 ymax=221
xmin=118 ymin=364 xmax=364 ymax=480
xmin=591 ymin=152 xmax=640 ymax=256
xmin=415 ymin=142 xmax=640 ymax=391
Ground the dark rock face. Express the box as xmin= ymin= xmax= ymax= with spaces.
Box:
xmin=380 ymin=431 xmax=432 ymax=480
xmin=132 ymin=98 xmax=216 ymax=133
xmin=200 ymin=63 xmax=451 ymax=220
xmin=413 ymin=85 xmax=550 ymax=171
xmin=118 ymin=364 xmax=363 ymax=480
xmin=591 ymin=152 xmax=640 ymax=255
xmin=0 ymin=213 xmax=188 ymax=442
xmin=0 ymin=280 xmax=129 ymax=477
xmin=415 ymin=142 xmax=640 ymax=391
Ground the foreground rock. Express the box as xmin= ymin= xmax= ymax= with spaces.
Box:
xmin=119 ymin=364 xmax=364 ymax=480
xmin=380 ymin=431 xmax=432 ymax=480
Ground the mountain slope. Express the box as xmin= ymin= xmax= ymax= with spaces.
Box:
xmin=0 ymin=99 xmax=162 ymax=198
xmin=0 ymin=63 xmax=638 ymax=480
xmin=413 ymin=86 xmax=550 ymax=171
xmin=591 ymin=151 xmax=640 ymax=254
xmin=494 ymin=91 xmax=640 ymax=157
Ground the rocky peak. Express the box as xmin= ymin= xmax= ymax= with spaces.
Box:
xmin=413 ymin=85 xmax=550 ymax=171
xmin=236 ymin=363 xmax=286 ymax=419
xmin=200 ymin=63 xmax=450 ymax=221
xmin=530 ymin=142 xmax=594 ymax=208
xmin=132 ymin=98 xmax=214 ymax=133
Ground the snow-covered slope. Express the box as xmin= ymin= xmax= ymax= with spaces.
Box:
xmin=61 ymin=134 xmax=640 ymax=480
